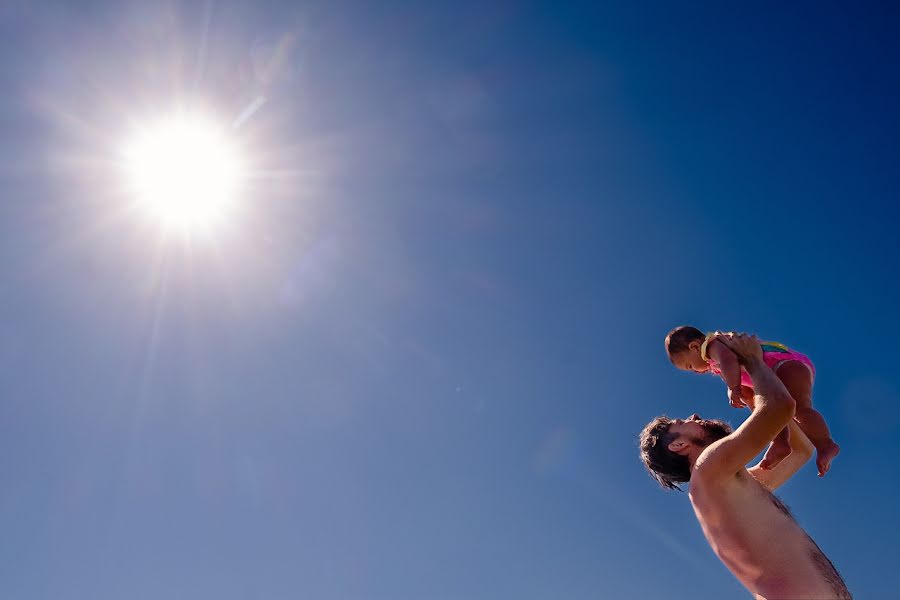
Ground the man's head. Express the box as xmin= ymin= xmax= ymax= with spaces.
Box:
xmin=665 ymin=326 xmax=710 ymax=373
xmin=639 ymin=414 xmax=733 ymax=491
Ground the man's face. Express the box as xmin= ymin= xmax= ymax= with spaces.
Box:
xmin=639 ymin=414 xmax=733 ymax=490
xmin=668 ymin=414 xmax=734 ymax=447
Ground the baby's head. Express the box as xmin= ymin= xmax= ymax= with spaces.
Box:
xmin=665 ymin=325 xmax=711 ymax=373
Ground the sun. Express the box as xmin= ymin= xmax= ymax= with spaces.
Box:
xmin=122 ymin=112 xmax=245 ymax=231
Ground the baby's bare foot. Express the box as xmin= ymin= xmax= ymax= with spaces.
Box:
xmin=760 ymin=443 xmax=792 ymax=470
xmin=816 ymin=441 xmax=841 ymax=477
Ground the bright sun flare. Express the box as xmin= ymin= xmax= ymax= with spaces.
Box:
xmin=123 ymin=113 xmax=244 ymax=231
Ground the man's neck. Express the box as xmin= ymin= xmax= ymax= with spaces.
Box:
xmin=687 ymin=446 xmax=706 ymax=471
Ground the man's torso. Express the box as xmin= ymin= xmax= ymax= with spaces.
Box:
xmin=689 ymin=470 xmax=849 ymax=599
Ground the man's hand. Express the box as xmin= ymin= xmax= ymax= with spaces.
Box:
xmin=715 ymin=332 xmax=763 ymax=367
xmin=692 ymin=333 xmax=796 ymax=483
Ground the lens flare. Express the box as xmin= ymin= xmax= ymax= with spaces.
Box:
xmin=122 ymin=113 xmax=245 ymax=231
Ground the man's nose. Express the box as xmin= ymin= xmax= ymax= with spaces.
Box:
xmin=688 ymin=413 xmax=701 ymax=421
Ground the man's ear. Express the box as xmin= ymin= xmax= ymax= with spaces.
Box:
xmin=668 ymin=438 xmax=690 ymax=454
xmin=688 ymin=340 xmax=701 ymax=351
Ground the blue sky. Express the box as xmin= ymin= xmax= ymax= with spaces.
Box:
xmin=1 ymin=1 xmax=899 ymax=598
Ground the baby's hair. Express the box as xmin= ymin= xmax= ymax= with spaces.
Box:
xmin=665 ymin=325 xmax=705 ymax=360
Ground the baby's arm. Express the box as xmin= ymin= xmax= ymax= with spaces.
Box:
xmin=706 ymin=338 xmax=745 ymax=407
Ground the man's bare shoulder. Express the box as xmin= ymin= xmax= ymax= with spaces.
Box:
xmin=689 ymin=463 xmax=754 ymax=503
xmin=691 ymin=437 xmax=740 ymax=486
xmin=687 ymin=443 xmax=755 ymax=514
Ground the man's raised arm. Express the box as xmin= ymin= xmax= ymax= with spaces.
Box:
xmin=748 ymin=420 xmax=814 ymax=491
xmin=693 ymin=333 xmax=797 ymax=481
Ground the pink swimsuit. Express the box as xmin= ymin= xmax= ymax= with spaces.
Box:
xmin=701 ymin=334 xmax=815 ymax=388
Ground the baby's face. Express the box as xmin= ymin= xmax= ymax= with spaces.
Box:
xmin=672 ymin=346 xmax=710 ymax=374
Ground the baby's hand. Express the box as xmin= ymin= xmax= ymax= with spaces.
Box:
xmin=728 ymin=386 xmax=746 ymax=408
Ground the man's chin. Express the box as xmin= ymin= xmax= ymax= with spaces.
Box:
xmin=701 ymin=419 xmax=733 ymax=442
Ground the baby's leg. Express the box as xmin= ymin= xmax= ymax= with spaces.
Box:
xmin=776 ymin=361 xmax=840 ymax=476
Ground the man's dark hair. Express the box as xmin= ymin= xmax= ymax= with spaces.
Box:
xmin=639 ymin=416 xmax=733 ymax=491
xmin=665 ymin=325 xmax=705 ymax=360
xmin=639 ymin=416 xmax=691 ymax=491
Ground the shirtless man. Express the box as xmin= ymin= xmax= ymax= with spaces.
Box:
xmin=639 ymin=332 xmax=850 ymax=600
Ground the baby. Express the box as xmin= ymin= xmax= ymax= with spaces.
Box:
xmin=665 ymin=326 xmax=840 ymax=476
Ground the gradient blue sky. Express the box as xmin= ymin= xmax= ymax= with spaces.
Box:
xmin=2 ymin=2 xmax=899 ymax=598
